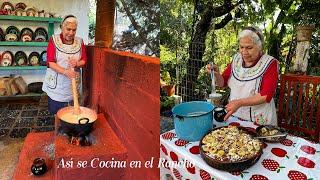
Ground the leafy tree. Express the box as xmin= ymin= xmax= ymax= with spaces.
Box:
xmin=113 ymin=0 xmax=160 ymax=56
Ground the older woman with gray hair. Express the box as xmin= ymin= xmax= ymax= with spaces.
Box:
xmin=208 ymin=27 xmax=279 ymax=125
xmin=42 ymin=15 xmax=87 ymax=115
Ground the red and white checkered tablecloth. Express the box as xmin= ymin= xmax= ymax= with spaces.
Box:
xmin=160 ymin=117 xmax=320 ymax=180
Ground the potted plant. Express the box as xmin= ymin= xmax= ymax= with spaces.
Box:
xmin=160 ymin=45 xmax=177 ymax=96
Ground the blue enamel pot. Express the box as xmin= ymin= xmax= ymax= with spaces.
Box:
xmin=172 ymin=101 xmax=214 ymax=141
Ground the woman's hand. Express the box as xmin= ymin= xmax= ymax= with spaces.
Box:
xmin=224 ymin=99 xmax=243 ymax=120
xmin=63 ymin=69 xmax=79 ymax=79
xmin=206 ymin=63 xmax=220 ymax=75
xmin=206 ymin=63 xmax=224 ymax=87
xmin=68 ymin=56 xmax=79 ymax=68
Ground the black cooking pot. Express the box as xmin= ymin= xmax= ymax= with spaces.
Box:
xmin=57 ymin=106 xmax=97 ymax=137
xmin=59 ymin=117 xmax=93 ymax=137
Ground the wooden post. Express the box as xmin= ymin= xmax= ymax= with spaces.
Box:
xmin=95 ymin=0 xmax=116 ymax=48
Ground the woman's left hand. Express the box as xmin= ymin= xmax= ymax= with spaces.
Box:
xmin=224 ymin=99 xmax=242 ymax=120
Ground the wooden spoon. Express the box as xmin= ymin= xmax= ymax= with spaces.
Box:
xmin=71 ymin=68 xmax=80 ymax=115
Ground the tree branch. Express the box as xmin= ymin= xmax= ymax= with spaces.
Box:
xmin=119 ymin=0 xmax=155 ymax=54
xmin=208 ymin=0 xmax=243 ymax=18
xmin=214 ymin=13 xmax=233 ymax=29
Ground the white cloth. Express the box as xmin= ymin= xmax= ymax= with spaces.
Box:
xmin=160 ymin=118 xmax=320 ymax=180
xmin=42 ymin=34 xmax=82 ymax=102
xmin=228 ymin=53 xmax=278 ymax=125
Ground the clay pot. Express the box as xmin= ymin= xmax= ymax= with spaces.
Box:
xmin=31 ymin=158 xmax=47 ymax=176
xmin=162 ymin=85 xmax=175 ymax=96
xmin=296 ymin=25 xmax=315 ymax=42
xmin=213 ymin=107 xmax=227 ymax=122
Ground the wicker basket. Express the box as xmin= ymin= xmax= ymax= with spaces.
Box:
xmin=199 ymin=126 xmax=263 ymax=172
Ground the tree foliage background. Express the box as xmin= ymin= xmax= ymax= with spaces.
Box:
xmin=88 ymin=0 xmax=160 ymax=56
xmin=160 ymin=0 xmax=320 ymax=100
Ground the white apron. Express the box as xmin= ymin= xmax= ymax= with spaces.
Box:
xmin=42 ymin=34 xmax=82 ymax=102
xmin=228 ymin=53 xmax=278 ymax=125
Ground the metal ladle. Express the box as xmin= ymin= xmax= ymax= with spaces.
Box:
xmin=208 ymin=62 xmax=222 ymax=104
xmin=256 ymin=133 xmax=288 ymax=139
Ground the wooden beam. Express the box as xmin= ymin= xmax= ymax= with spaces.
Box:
xmin=95 ymin=0 xmax=116 ymax=48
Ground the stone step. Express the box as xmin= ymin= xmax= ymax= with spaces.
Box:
xmin=13 ymin=131 xmax=55 ymax=180
xmin=54 ymin=113 xmax=128 ymax=180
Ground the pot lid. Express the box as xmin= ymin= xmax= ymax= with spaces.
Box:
xmin=0 ymin=51 xmax=13 ymax=66
xmin=28 ymin=52 xmax=40 ymax=66
xmin=40 ymin=51 xmax=47 ymax=66
xmin=15 ymin=2 xmax=27 ymax=10
xmin=34 ymin=27 xmax=47 ymax=41
xmin=14 ymin=51 xmax=27 ymax=66
xmin=1 ymin=2 xmax=14 ymax=12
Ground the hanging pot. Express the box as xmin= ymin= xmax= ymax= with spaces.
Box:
xmin=40 ymin=51 xmax=47 ymax=66
xmin=0 ymin=51 xmax=13 ymax=66
xmin=14 ymin=51 xmax=28 ymax=66
xmin=5 ymin=26 xmax=20 ymax=41
xmin=1 ymin=2 xmax=14 ymax=15
xmin=26 ymin=7 xmax=36 ymax=17
xmin=14 ymin=8 xmax=25 ymax=16
xmin=15 ymin=2 xmax=27 ymax=10
xmin=28 ymin=52 xmax=40 ymax=66
xmin=34 ymin=27 xmax=47 ymax=42
xmin=57 ymin=73 xmax=97 ymax=137
xmin=20 ymin=28 xmax=33 ymax=42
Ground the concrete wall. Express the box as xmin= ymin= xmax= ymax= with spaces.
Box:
xmin=84 ymin=46 xmax=160 ymax=179
xmin=0 ymin=0 xmax=89 ymax=83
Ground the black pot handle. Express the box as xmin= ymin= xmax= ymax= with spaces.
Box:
xmin=78 ymin=118 xmax=89 ymax=124
xmin=176 ymin=115 xmax=184 ymax=121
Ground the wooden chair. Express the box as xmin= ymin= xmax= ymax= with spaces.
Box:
xmin=278 ymin=74 xmax=320 ymax=142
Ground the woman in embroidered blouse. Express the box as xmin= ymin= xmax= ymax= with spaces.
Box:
xmin=42 ymin=15 xmax=87 ymax=114
xmin=208 ymin=27 xmax=279 ymax=125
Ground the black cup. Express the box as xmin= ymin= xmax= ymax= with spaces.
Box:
xmin=31 ymin=158 xmax=47 ymax=176
xmin=213 ymin=107 xmax=227 ymax=122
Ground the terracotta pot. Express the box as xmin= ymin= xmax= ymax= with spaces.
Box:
xmin=296 ymin=25 xmax=315 ymax=41
xmin=163 ymin=85 xmax=175 ymax=96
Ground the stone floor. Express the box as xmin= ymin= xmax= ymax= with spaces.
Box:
xmin=0 ymin=96 xmax=54 ymax=180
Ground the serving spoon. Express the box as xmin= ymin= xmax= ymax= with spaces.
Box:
xmin=256 ymin=133 xmax=288 ymax=139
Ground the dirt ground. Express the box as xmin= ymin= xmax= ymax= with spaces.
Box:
xmin=0 ymin=137 xmax=24 ymax=180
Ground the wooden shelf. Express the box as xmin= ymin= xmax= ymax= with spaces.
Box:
xmin=0 ymin=15 xmax=62 ymax=22
xmin=0 ymin=92 xmax=46 ymax=99
xmin=0 ymin=41 xmax=48 ymax=46
xmin=0 ymin=66 xmax=47 ymax=70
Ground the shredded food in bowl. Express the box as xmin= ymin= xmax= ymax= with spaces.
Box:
xmin=202 ymin=126 xmax=262 ymax=162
